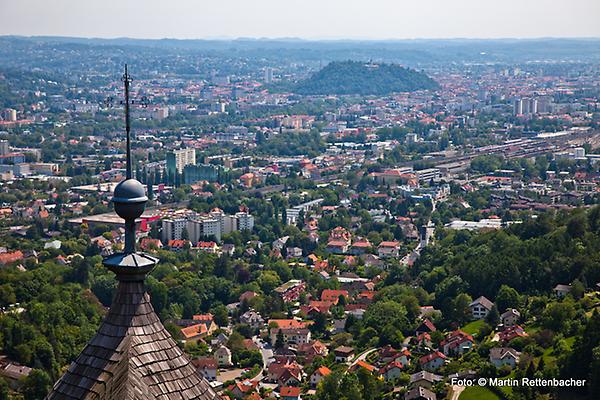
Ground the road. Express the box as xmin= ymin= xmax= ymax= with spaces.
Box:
xmin=218 ymin=368 xmax=245 ymax=382
xmin=349 ymin=348 xmax=377 ymax=367
xmin=252 ymin=336 xmax=273 ymax=382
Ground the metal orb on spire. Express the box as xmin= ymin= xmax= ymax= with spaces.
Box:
xmin=103 ymin=65 xmax=157 ymax=281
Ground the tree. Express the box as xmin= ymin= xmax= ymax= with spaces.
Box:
xmin=147 ymin=176 xmax=154 ymax=201
xmin=452 ymin=293 xmax=473 ymax=325
xmin=486 ymin=304 xmax=500 ymax=327
xmin=181 ymin=227 xmax=189 ymax=241
xmin=495 ymin=285 xmax=520 ymax=311
xmin=212 ymin=304 xmax=229 ymax=327
xmin=567 ymin=212 xmax=587 ymax=239
xmin=22 ymin=369 xmax=52 ymax=400
xmin=275 ymin=329 xmax=285 ymax=349
xmin=0 ymin=379 xmax=8 ymax=400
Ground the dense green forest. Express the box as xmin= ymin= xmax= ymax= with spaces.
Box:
xmin=293 ymin=61 xmax=439 ymax=95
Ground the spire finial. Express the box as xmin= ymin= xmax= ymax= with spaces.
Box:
xmin=122 ymin=64 xmax=132 ymax=179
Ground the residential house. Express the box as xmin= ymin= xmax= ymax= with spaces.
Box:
xmin=310 ymin=366 xmax=331 ymax=388
xmin=380 ymin=361 xmax=403 ymax=381
xmin=418 ymin=351 xmax=446 ymax=371
xmin=334 ymin=346 xmax=355 ymax=364
xmin=498 ymin=325 xmax=528 ymax=343
xmin=266 ymin=361 xmax=303 ymax=386
xmin=554 ymin=284 xmax=572 ymax=298
xmin=239 ymin=291 xmax=258 ymax=303
xmin=500 ymin=309 xmax=520 ymax=327
xmin=191 ymin=357 xmax=218 ymax=382
xmin=269 ymin=319 xmax=311 ymax=345
xmin=440 ymin=330 xmax=474 ymax=356
xmin=193 ymin=313 xmax=219 ymax=333
xmin=167 ymin=239 xmax=190 ymax=251
xmin=274 ymin=280 xmax=306 ymax=303
xmin=350 ymin=361 xmax=379 ymax=375
xmin=489 ymin=347 xmax=521 ymax=368
xmin=280 ymin=386 xmax=301 ymax=400
xmin=0 ymin=362 xmax=31 ymax=389
xmin=350 ymin=239 xmax=372 ymax=255
xmin=332 ymin=319 xmax=346 ymax=334
xmin=227 ymin=379 xmax=258 ymax=399
xmin=222 ymin=243 xmax=236 ymax=256
xmin=0 ymin=250 xmax=23 ymax=265
xmin=197 ymin=241 xmax=220 ymax=254
xmin=415 ymin=319 xmax=437 ymax=336
xmin=286 ymin=247 xmax=303 ymax=258
xmin=180 ymin=324 xmax=208 ymax=344
xmin=378 ymin=241 xmax=401 ymax=258
xmin=409 ymin=371 xmax=442 ymax=389
xmin=414 ymin=333 xmax=433 ymax=350
xmin=297 ymin=340 xmax=328 ymax=364
xmin=140 ymin=237 xmax=163 ymax=251
xmin=469 ymin=296 xmax=494 ymax=319
xmin=326 ymin=240 xmax=349 ymax=254
xmin=214 ymin=345 xmax=233 ymax=367
xmin=405 ymin=386 xmax=437 ymax=400
xmin=240 ymin=310 xmax=265 ymax=329
xmin=379 ymin=345 xmax=411 ymax=367
xmin=321 ymin=289 xmax=349 ymax=303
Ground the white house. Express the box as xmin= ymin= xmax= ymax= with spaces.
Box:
xmin=214 ymin=345 xmax=232 ymax=367
xmin=469 ymin=296 xmax=494 ymax=319
xmin=489 ymin=347 xmax=521 ymax=368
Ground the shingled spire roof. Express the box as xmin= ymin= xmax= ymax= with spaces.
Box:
xmin=46 ymin=66 xmax=220 ymax=400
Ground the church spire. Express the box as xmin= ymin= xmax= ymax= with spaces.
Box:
xmin=46 ymin=66 xmax=220 ymax=400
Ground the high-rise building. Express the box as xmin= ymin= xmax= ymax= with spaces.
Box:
xmin=166 ymin=148 xmax=196 ymax=176
xmin=236 ymin=212 xmax=255 ymax=231
xmin=513 ymin=99 xmax=524 ymax=115
xmin=264 ymin=67 xmax=274 ymax=84
xmin=0 ymin=140 xmax=9 ymax=155
xmin=161 ymin=218 xmax=188 ymax=242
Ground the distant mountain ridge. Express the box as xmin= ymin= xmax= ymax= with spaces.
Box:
xmin=293 ymin=60 xmax=439 ymax=95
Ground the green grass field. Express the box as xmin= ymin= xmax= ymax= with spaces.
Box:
xmin=460 ymin=319 xmax=486 ymax=336
xmin=458 ymin=386 xmax=501 ymax=400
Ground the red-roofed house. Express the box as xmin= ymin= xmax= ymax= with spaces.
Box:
xmin=419 ymin=351 xmax=446 ymax=371
xmin=440 ymin=330 xmax=474 ymax=356
xmin=191 ymin=357 xmax=218 ymax=381
xmin=228 ymin=379 xmax=258 ymax=399
xmin=380 ymin=361 xmax=403 ymax=381
xmin=0 ymin=250 xmax=23 ymax=265
xmin=320 ymin=289 xmax=349 ymax=303
xmin=498 ymin=325 xmax=528 ymax=343
xmin=280 ymin=386 xmax=301 ymax=400
xmin=196 ymin=241 xmax=219 ymax=254
xmin=180 ymin=324 xmax=208 ymax=343
xmin=415 ymin=319 xmax=437 ymax=336
xmin=310 ymin=365 xmax=331 ymax=387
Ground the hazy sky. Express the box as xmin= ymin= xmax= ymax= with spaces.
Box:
xmin=1 ymin=0 xmax=600 ymax=40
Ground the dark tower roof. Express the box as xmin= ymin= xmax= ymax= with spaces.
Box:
xmin=46 ymin=66 xmax=220 ymax=400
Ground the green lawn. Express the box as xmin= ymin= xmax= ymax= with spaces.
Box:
xmin=459 ymin=386 xmax=500 ymax=400
xmin=461 ymin=319 xmax=486 ymax=336
xmin=541 ymin=336 xmax=575 ymax=367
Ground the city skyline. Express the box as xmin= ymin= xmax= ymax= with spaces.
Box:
xmin=1 ymin=0 xmax=600 ymax=40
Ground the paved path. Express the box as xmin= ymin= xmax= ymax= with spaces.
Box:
xmin=450 ymin=385 xmax=465 ymax=400
xmin=349 ymin=348 xmax=377 ymax=367
xmin=253 ymin=336 xmax=273 ymax=382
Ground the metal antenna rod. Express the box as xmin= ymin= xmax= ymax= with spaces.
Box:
xmin=123 ymin=64 xmax=132 ymax=179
